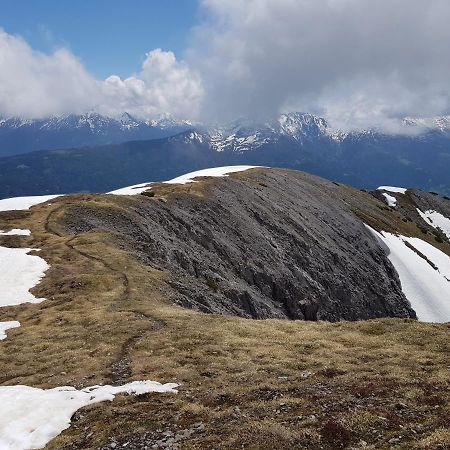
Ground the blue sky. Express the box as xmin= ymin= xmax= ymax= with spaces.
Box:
xmin=1 ymin=0 xmax=199 ymax=78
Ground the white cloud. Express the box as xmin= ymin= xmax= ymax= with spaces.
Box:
xmin=0 ymin=30 xmax=99 ymax=118
xmin=100 ymin=49 xmax=203 ymax=119
xmin=0 ymin=31 xmax=203 ymax=120
xmin=192 ymin=0 xmax=450 ymax=129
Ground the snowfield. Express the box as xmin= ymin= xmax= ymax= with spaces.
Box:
xmin=108 ymin=181 xmax=154 ymax=196
xmin=0 ymin=195 xmax=60 ymax=212
xmin=0 ymin=381 xmax=178 ymax=450
xmin=377 ymin=186 xmax=407 ymax=194
xmin=0 ymin=247 xmax=49 ymax=307
xmin=109 ymin=166 xmax=260 ymax=195
xmin=0 ymin=321 xmax=20 ymax=341
xmin=366 ymin=226 xmax=450 ymax=323
xmin=165 ymin=166 xmax=259 ymax=184
xmin=0 ymin=229 xmax=31 ymax=236
xmin=417 ymin=209 xmax=450 ymax=240
xmin=382 ymin=193 xmax=397 ymax=207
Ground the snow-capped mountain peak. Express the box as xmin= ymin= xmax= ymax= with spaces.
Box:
xmin=0 ymin=112 xmax=193 ymax=157
xmin=118 ymin=112 xmax=141 ymax=129
xmin=275 ymin=112 xmax=328 ymax=139
xmin=197 ymin=112 xmax=335 ymax=153
xmin=403 ymin=116 xmax=450 ymax=132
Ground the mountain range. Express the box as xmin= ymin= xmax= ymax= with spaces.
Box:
xmin=0 ymin=112 xmax=192 ymax=157
xmin=0 ymin=111 xmax=449 ymax=198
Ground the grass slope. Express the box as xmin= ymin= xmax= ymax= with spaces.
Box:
xmin=0 ymin=174 xmax=449 ymax=449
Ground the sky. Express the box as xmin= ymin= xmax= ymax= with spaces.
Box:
xmin=1 ymin=0 xmax=199 ymax=78
xmin=1 ymin=0 xmax=450 ymax=131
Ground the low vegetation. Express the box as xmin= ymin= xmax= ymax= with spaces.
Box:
xmin=0 ymin=178 xmax=449 ymax=449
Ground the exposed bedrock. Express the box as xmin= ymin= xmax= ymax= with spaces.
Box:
xmin=61 ymin=169 xmax=416 ymax=321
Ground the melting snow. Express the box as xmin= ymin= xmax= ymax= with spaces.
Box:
xmin=377 ymin=186 xmax=407 ymax=194
xmin=417 ymin=209 xmax=450 ymax=240
xmin=382 ymin=193 xmax=397 ymax=207
xmin=110 ymin=166 xmax=260 ymax=195
xmin=0 ymin=381 xmax=178 ymax=450
xmin=108 ymin=182 xmax=153 ymax=196
xmin=0 ymin=196 xmax=60 ymax=212
xmin=0 ymin=321 xmax=20 ymax=341
xmin=0 ymin=229 xmax=31 ymax=236
xmin=0 ymin=211 xmax=179 ymax=450
xmin=0 ymin=247 xmax=49 ymax=307
xmin=366 ymin=225 xmax=450 ymax=323
xmin=165 ymin=166 xmax=259 ymax=184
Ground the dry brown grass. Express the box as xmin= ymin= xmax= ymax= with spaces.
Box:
xmin=0 ymin=185 xmax=449 ymax=449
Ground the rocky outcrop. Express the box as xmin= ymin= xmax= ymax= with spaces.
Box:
xmin=60 ymin=168 xmax=416 ymax=322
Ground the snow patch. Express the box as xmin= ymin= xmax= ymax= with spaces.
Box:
xmin=0 ymin=247 xmax=49 ymax=307
xmin=0 ymin=321 xmax=20 ymax=341
xmin=108 ymin=182 xmax=153 ymax=196
xmin=417 ymin=209 xmax=450 ymax=240
xmin=0 ymin=381 xmax=178 ymax=450
xmin=110 ymin=166 xmax=259 ymax=195
xmin=377 ymin=186 xmax=407 ymax=194
xmin=0 ymin=196 xmax=60 ymax=212
xmin=0 ymin=229 xmax=31 ymax=236
xmin=165 ymin=166 xmax=259 ymax=185
xmin=365 ymin=225 xmax=450 ymax=323
xmin=382 ymin=193 xmax=397 ymax=207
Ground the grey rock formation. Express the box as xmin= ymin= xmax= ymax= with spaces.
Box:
xmin=61 ymin=168 xmax=416 ymax=321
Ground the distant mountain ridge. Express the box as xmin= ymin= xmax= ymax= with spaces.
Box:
xmin=0 ymin=112 xmax=192 ymax=157
xmin=2 ymin=110 xmax=450 ymax=158
xmin=200 ymin=112 xmax=450 ymax=152
xmin=0 ymin=111 xmax=449 ymax=198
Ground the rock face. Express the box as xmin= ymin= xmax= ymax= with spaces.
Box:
xmin=61 ymin=168 xmax=416 ymax=322
xmin=410 ymin=189 xmax=450 ymax=220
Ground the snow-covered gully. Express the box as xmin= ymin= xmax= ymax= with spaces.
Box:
xmin=417 ymin=208 xmax=450 ymax=240
xmin=377 ymin=186 xmax=407 ymax=208
xmin=366 ymin=225 xmax=450 ymax=323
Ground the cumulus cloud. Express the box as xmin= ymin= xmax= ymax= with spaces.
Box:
xmin=0 ymin=30 xmax=202 ymax=120
xmin=0 ymin=30 xmax=99 ymax=118
xmin=192 ymin=0 xmax=450 ymax=129
xmin=100 ymin=49 xmax=203 ymax=119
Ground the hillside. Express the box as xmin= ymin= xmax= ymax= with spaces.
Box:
xmin=0 ymin=167 xmax=449 ymax=449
